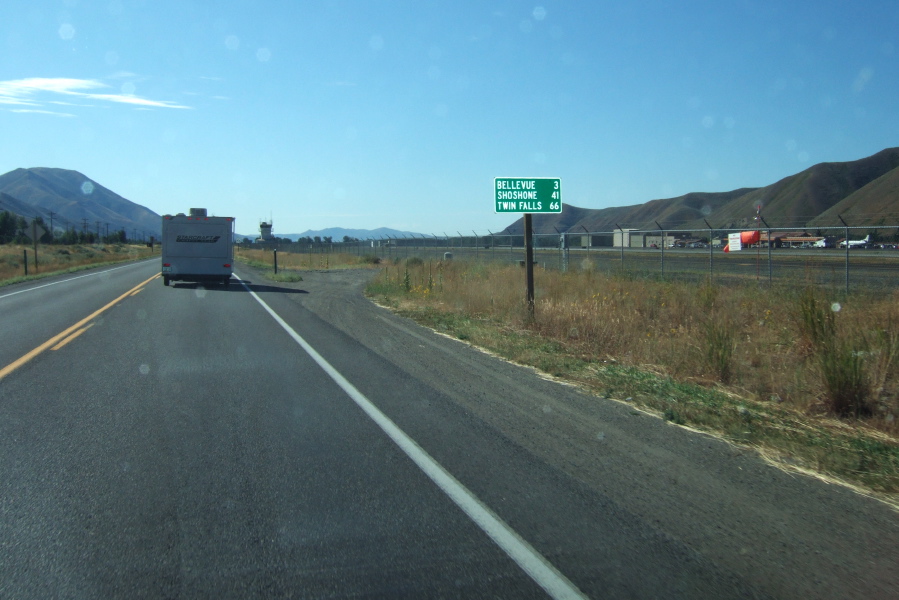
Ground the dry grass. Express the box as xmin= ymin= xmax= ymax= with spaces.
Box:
xmin=0 ymin=244 xmax=157 ymax=286
xmin=235 ymin=247 xmax=383 ymax=272
xmin=367 ymin=257 xmax=899 ymax=497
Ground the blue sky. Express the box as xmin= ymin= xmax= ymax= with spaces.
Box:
xmin=2 ymin=1 xmax=897 ymax=236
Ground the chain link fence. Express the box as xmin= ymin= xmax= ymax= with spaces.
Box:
xmin=241 ymin=224 xmax=899 ymax=294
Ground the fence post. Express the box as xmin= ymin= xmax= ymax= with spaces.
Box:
xmin=24 ymin=249 xmax=28 ymax=276
xmin=559 ymin=232 xmax=568 ymax=272
xmin=616 ymin=226 xmax=625 ymax=267
xmin=845 ymin=227 xmax=850 ymax=295
xmin=838 ymin=215 xmax=850 ymax=295
xmin=655 ymin=222 xmax=664 ymax=277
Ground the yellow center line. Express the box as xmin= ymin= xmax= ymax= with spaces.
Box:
xmin=51 ymin=323 xmax=94 ymax=351
xmin=0 ymin=273 xmax=159 ymax=382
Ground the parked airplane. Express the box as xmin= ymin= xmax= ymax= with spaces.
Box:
xmin=839 ymin=234 xmax=871 ymax=248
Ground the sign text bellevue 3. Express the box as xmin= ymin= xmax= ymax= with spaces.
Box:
xmin=494 ymin=178 xmax=562 ymax=213
xmin=494 ymin=177 xmax=563 ymax=319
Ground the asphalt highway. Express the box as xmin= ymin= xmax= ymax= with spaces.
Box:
xmin=1 ymin=259 xmax=897 ymax=598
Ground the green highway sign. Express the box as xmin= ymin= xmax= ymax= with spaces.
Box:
xmin=494 ymin=177 xmax=562 ymax=213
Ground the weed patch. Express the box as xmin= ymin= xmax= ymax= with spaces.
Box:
xmin=0 ymin=244 xmax=157 ymax=287
xmin=235 ymin=248 xmax=382 ymax=272
xmin=268 ymin=270 xmax=303 ymax=283
xmin=366 ymin=259 xmax=899 ymax=497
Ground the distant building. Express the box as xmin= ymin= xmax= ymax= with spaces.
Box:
xmin=256 ymin=221 xmax=274 ymax=243
xmin=613 ymin=229 xmax=637 ymax=248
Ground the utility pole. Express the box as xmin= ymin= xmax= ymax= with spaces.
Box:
xmin=32 ymin=219 xmax=40 ymax=272
xmin=49 ymin=211 xmax=55 ymax=241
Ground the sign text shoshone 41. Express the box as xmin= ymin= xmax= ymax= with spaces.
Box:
xmin=494 ymin=177 xmax=562 ymax=213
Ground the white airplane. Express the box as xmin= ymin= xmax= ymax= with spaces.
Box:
xmin=839 ymin=234 xmax=871 ymax=248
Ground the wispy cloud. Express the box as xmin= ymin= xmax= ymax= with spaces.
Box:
xmin=10 ymin=108 xmax=76 ymax=117
xmin=47 ymin=100 xmax=89 ymax=106
xmin=0 ymin=77 xmax=192 ymax=112
xmin=852 ymin=67 xmax=874 ymax=93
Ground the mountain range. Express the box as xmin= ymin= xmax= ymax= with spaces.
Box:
xmin=2 ymin=147 xmax=898 ymax=241
xmin=254 ymin=227 xmax=422 ymax=242
xmin=503 ymin=147 xmax=899 ymax=234
xmin=0 ymin=168 xmax=161 ymax=238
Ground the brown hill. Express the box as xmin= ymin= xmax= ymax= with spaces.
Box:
xmin=0 ymin=191 xmax=36 ymax=218
xmin=712 ymin=147 xmax=899 ymax=229
xmin=506 ymin=147 xmax=899 ymax=234
xmin=503 ymin=189 xmax=753 ymax=235
xmin=810 ymin=164 xmax=899 ymax=227
xmin=0 ymin=167 xmax=162 ymax=237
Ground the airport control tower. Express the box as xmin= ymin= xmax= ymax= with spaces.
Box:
xmin=256 ymin=220 xmax=274 ymax=243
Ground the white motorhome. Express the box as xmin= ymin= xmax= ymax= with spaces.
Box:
xmin=161 ymin=208 xmax=235 ymax=286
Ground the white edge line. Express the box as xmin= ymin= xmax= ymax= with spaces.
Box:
xmin=238 ymin=278 xmax=588 ymax=600
xmin=0 ymin=259 xmax=151 ymax=301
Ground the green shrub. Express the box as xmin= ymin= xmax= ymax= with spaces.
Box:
xmin=704 ymin=319 xmax=735 ymax=383
xmin=797 ymin=287 xmax=835 ymax=346
xmin=797 ymin=288 xmax=871 ymax=417
xmin=697 ymin=283 xmax=718 ymax=311
xmin=819 ymin=341 xmax=872 ymax=418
